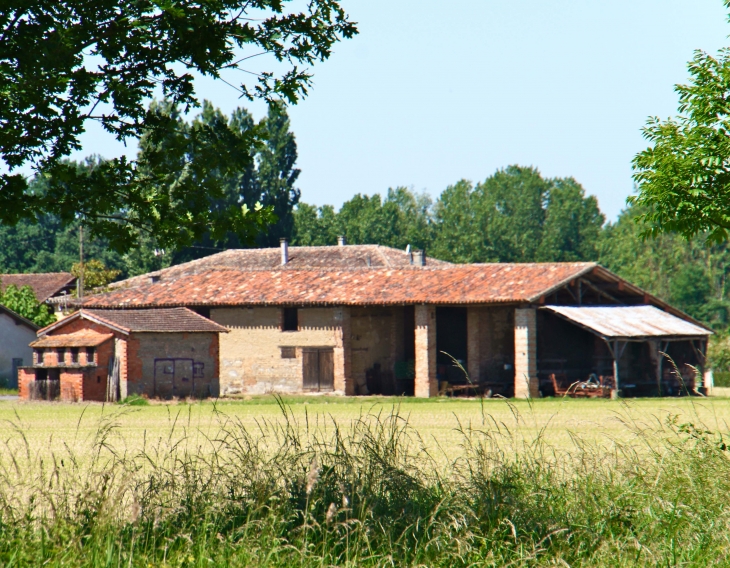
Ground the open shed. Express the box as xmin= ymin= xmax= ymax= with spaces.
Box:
xmin=539 ymin=305 xmax=712 ymax=397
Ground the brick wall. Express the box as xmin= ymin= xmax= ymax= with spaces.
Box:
xmin=333 ymin=307 xmax=352 ymax=395
xmin=18 ymin=368 xmax=33 ymax=400
xmin=514 ymin=308 xmax=539 ymax=398
xmin=213 ymin=307 xmax=342 ymax=395
xmin=414 ymin=305 xmax=437 ymax=398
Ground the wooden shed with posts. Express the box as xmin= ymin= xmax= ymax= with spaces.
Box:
xmin=19 ymin=308 xmax=227 ymax=402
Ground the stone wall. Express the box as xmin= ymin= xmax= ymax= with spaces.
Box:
xmin=213 ymin=307 xmax=341 ymax=395
xmin=125 ymin=332 xmax=219 ymax=398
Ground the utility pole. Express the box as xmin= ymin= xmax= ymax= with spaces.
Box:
xmin=78 ymin=225 xmax=84 ymax=299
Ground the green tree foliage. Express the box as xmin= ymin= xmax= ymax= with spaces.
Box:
xmin=255 ymin=103 xmax=302 ymax=247
xmin=599 ymin=205 xmax=730 ymax=327
xmin=631 ymin=4 xmax=730 ymax=244
xmin=0 ymin=283 xmax=55 ymax=327
xmin=141 ymin=101 xmax=300 ymax=263
xmin=71 ymin=259 xmax=121 ymax=293
xmin=0 ymin=1 xmax=357 ymax=251
xmin=292 ymin=188 xmax=435 ymax=250
xmin=431 ymin=166 xmax=604 ymax=263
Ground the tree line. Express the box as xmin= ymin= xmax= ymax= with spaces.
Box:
xmin=2 ymin=101 xmax=730 ymax=335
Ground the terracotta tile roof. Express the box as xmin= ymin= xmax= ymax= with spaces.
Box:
xmin=0 ymin=272 xmax=76 ymax=303
xmin=80 ymin=308 xmax=228 ymax=333
xmin=110 ymin=245 xmax=449 ymax=289
xmin=31 ymin=330 xmax=113 ymax=348
xmin=85 ymin=263 xmax=597 ymax=308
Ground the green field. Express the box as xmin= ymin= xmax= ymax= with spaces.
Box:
xmin=3 ymin=394 xmax=730 ymax=462
xmin=2 ymin=395 xmax=730 ymax=566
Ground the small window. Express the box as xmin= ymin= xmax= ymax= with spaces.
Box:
xmin=86 ymin=347 xmax=96 ymax=365
xmin=57 ymin=348 xmax=66 ymax=365
xmin=34 ymin=349 xmax=44 ymax=365
xmin=193 ymin=362 xmax=204 ymax=378
xmin=70 ymin=348 xmax=79 ymax=364
xmin=280 ymin=346 xmax=296 ymax=359
xmin=282 ymin=308 xmax=298 ymax=332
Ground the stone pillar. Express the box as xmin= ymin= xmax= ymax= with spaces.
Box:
xmin=334 ymin=307 xmax=353 ymax=395
xmin=467 ymin=307 xmax=481 ymax=384
xmin=415 ymin=304 xmax=437 ymax=398
xmin=514 ymin=308 xmax=539 ymax=398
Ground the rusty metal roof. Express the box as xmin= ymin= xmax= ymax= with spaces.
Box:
xmin=84 ymin=263 xmax=597 ymax=308
xmin=543 ymin=305 xmax=712 ymax=340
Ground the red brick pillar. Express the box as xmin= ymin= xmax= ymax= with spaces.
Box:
xmin=334 ymin=307 xmax=353 ymax=395
xmin=18 ymin=369 xmax=33 ymax=400
xmin=514 ymin=308 xmax=539 ymax=398
xmin=415 ymin=304 xmax=437 ymax=398
xmin=467 ymin=307 xmax=481 ymax=384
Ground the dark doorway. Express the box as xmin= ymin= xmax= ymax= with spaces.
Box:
xmin=11 ymin=358 xmax=22 ymax=389
xmin=302 ymin=348 xmax=334 ymax=391
xmin=436 ymin=307 xmax=468 ymax=384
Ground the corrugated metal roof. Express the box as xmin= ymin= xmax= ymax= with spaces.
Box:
xmin=543 ymin=305 xmax=712 ymax=339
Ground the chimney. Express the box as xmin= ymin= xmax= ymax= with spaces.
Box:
xmin=280 ymin=238 xmax=289 ymax=265
xmin=337 ymin=236 xmax=346 ymax=246
xmin=413 ymin=250 xmax=425 ymax=266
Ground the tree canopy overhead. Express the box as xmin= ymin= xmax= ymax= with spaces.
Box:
xmin=0 ymin=1 xmax=357 ymax=251
xmin=631 ymin=1 xmax=730 ymax=243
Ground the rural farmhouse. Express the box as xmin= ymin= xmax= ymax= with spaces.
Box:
xmin=60 ymin=242 xmax=711 ymax=400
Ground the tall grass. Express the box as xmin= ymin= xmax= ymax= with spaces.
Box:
xmin=0 ymin=398 xmax=729 ymax=566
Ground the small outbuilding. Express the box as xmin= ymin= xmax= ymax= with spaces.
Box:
xmin=19 ymin=308 xmax=227 ymax=402
xmin=0 ymin=304 xmax=39 ymax=389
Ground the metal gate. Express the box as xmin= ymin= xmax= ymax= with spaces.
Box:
xmin=154 ymin=358 xmax=195 ymax=398
xmin=302 ymin=348 xmax=334 ymax=391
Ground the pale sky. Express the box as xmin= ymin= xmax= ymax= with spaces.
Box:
xmin=75 ymin=0 xmax=730 ymax=222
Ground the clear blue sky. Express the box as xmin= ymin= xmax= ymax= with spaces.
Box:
xmin=76 ymin=0 xmax=730 ymax=222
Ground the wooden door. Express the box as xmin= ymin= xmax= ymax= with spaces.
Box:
xmin=302 ymin=349 xmax=335 ymax=391
xmin=303 ymin=349 xmax=320 ymax=390
xmin=318 ymin=349 xmax=334 ymax=391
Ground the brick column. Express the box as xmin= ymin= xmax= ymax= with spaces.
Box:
xmin=117 ymin=338 xmax=128 ymax=400
xmin=467 ymin=307 xmax=480 ymax=384
xmin=415 ymin=304 xmax=437 ymax=398
xmin=514 ymin=308 xmax=539 ymax=398
xmin=334 ymin=307 xmax=353 ymax=395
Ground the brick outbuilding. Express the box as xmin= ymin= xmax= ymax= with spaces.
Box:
xmin=19 ymin=308 xmax=227 ymax=402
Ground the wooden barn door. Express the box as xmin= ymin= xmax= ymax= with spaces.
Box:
xmin=318 ymin=350 xmax=334 ymax=391
xmin=302 ymin=348 xmax=334 ymax=391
